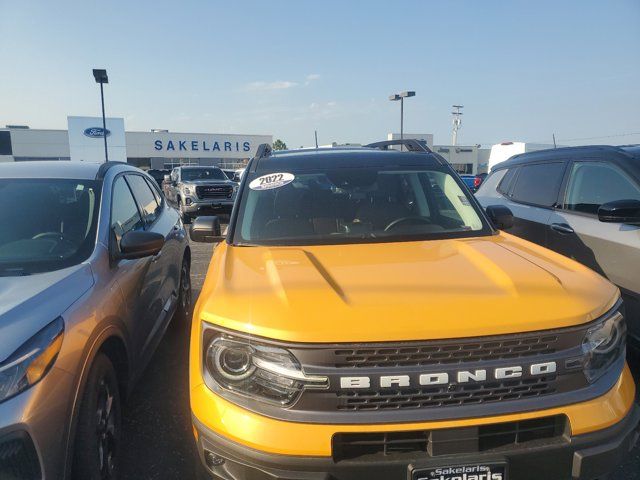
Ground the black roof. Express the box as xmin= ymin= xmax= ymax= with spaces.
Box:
xmin=251 ymin=147 xmax=443 ymax=173
xmin=495 ymin=144 xmax=640 ymax=169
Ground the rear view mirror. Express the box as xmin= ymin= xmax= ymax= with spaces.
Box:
xmin=485 ymin=205 xmax=514 ymax=230
xmin=598 ymin=200 xmax=640 ymax=225
xmin=118 ymin=231 xmax=164 ymax=259
xmin=190 ymin=216 xmax=225 ymax=243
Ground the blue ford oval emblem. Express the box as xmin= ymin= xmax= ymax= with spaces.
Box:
xmin=83 ymin=127 xmax=111 ymax=138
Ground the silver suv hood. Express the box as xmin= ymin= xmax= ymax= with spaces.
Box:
xmin=0 ymin=264 xmax=94 ymax=362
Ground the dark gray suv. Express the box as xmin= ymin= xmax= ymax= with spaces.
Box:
xmin=0 ymin=161 xmax=191 ymax=480
xmin=476 ymin=145 xmax=640 ymax=351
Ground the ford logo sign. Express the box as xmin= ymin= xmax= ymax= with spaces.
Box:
xmin=83 ymin=127 xmax=111 ymax=138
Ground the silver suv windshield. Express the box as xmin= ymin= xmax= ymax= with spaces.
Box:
xmin=0 ymin=179 xmax=101 ymax=275
xmin=181 ymin=168 xmax=226 ymax=181
xmin=233 ymin=165 xmax=490 ymax=246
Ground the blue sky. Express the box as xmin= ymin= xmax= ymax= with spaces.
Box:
xmin=1 ymin=0 xmax=639 ymax=148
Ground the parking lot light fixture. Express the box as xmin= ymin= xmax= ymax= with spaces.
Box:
xmin=92 ymin=68 xmax=109 ymax=162
xmin=389 ymin=91 xmax=416 ymax=150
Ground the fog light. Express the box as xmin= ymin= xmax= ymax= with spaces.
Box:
xmin=205 ymin=450 xmax=225 ymax=468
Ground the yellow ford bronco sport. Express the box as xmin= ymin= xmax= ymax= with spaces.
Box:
xmin=189 ymin=140 xmax=639 ymax=480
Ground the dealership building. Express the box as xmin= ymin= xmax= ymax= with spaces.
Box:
xmin=0 ymin=119 xmax=272 ymax=171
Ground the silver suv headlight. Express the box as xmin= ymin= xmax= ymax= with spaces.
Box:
xmin=0 ymin=318 xmax=64 ymax=403
xmin=582 ymin=306 xmax=626 ymax=383
xmin=202 ymin=329 xmax=328 ymax=407
xmin=182 ymin=185 xmax=194 ymax=195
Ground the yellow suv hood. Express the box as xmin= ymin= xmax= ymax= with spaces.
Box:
xmin=196 ymin=232 xmax=619 ymax=343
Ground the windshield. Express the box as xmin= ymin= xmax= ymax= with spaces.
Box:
xmin=181 ymin=168 xmax=226 ymax=181
xmin=0 ymin=179 xmax=101 ymax=275
xmin=233 ymin=166 xmax=490 ymax=246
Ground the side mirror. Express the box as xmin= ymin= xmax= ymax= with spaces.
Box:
xmin=486 ymin=205 xmax=514 ymax=230
xmin=190 ymin=216 xmax=225 ymax=243
xmin=598 ymin=199 xmax=640 ymax=224
xmin=118 ymin=231 xmax=164 ymax=259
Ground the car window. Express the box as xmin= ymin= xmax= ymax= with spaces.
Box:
xmin=496 ymin=168 xmax=517 ymax=196
xmin=0 ymin=179 xmax=100 ymax=275
xmin=510 ymin=162 xmax=565 ymax=207
xmin=126 ymin=174 xmax=161 ymax=225
xmin=181 ymin=167 xmax=227 ymax=181
xmin=111 ymin=176 xmax=144 ymax=239
xmin=479 ymin=169 xmax=507 ymax=195
xmin=144 ymin=176 xmax=164 ymax=206
xmin=564 ymin=162 xmax=640 ymax=215
xmin=235 ymin=165 xmax=489 ymax=246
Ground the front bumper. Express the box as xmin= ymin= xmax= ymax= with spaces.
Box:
xmin=0 ymin=367 xmax=74 ymax=480
xmin=192 ymin=366 xmax=638 ymax=480
xmin=182 ymin=198 xmax=235 ymax=215
xmin=194 ymin=404 xmax=640 ymax=480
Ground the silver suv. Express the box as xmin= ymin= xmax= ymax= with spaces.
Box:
xmin=476 ymin=145 xmax=640 ymax=353
xmin=0 ymin=161 xmax=191 ymax=480
xmin=165 ymin=166 xmax=238 ymax=222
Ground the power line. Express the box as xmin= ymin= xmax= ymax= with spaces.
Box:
xmin=468 ymin=131 xmax=640 ymax=147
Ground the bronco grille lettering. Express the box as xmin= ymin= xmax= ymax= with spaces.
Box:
xmin=339 ymin=362 xmax=556 ymax=389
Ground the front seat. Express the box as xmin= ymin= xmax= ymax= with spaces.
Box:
xmin=355 ymin=174 xmax=411 ymax=229
xmin=262 ymin=186 xmax=314 ymax=239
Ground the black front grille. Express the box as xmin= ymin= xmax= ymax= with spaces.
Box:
xmin=337 ymin=375 xmax=557 ymax=411
xmin=332 ymin=415 xmax=567 ymax=461
xmin=334 ymin=334 xmax=559 ymax=368
xmin=196 ymin=185 xmax=233 ymax=199
xmin=0 ymin=432 xmax=42 ymax=480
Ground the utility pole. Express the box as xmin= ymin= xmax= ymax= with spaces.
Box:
xmin=452 ymin=105 xmax=463 ymax=146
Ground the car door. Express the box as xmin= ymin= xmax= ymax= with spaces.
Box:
xmin=109 ymin=175 xmax=163 ymax=367
xmin=500 ymin=161 xmax=567 ymax=246
xmin=547 ymin=160 xmax=640 ymax=339
xmin=124 ymin=173 xmax=180 ymax=363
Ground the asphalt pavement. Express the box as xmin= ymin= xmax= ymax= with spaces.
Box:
xmin=120 ymin=234 xmax=640 ymax=480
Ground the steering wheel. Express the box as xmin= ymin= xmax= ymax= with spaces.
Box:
xmin=32 ymin=232 xmax=68 ymax=241
xmin=384 ymin=216 xmax=432 ymax=232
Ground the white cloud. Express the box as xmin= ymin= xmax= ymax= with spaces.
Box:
xmin=244 ymin=80 xmax=298 ymax=91
xmin=305 ymin=74 xmax=321 ymax=85
xmin=326 ymin=101 xmax=337 ymax=107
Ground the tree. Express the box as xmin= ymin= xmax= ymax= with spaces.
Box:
xmin=272 ymin=139 xmax=288 ymax=151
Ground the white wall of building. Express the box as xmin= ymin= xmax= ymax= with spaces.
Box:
xmin=8 ymin=129 xmax=69 ymax=159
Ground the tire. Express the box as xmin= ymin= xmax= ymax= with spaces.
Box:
xmin=72 ymin=353 xmax=122 ymax=480
xmin=174 ymin=256 xmax=192 ymax=324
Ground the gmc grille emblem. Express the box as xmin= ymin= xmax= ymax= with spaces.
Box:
xmin=339 ymin=362 xmax=557 ymax=389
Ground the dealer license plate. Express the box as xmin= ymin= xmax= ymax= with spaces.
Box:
xmin=412 ymin=463 xmax=507 ymax=480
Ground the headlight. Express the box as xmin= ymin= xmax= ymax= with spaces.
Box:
xmin=0 ymin=318 xmax=64 ymax=403
xmin=582 ymin=308 xmax=626 ymax=383
xmin=183 ymin=185 xmax=194 ymax=195
xmin=203 ymin=332 xmax=328 ymax=407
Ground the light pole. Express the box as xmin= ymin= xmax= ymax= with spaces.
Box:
xmin=92 ymin=69 xmax=109 ymax=162
xmin=389 ymin=91 xmax=415 ymax=150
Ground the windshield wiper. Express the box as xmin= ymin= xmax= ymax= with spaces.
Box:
xmin=0 ymin=267 xmax=31 ymax=277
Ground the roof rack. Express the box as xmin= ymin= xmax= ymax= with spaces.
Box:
xmin=249 ymin=143 xmax=273 ymax=172
xmin=255 ymin=143 xmax=272 ymax=159
xmin=95 ymin=161 xmax=127 ymax=180
xmin=364 ymin=139 xmax=432 ymax=153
